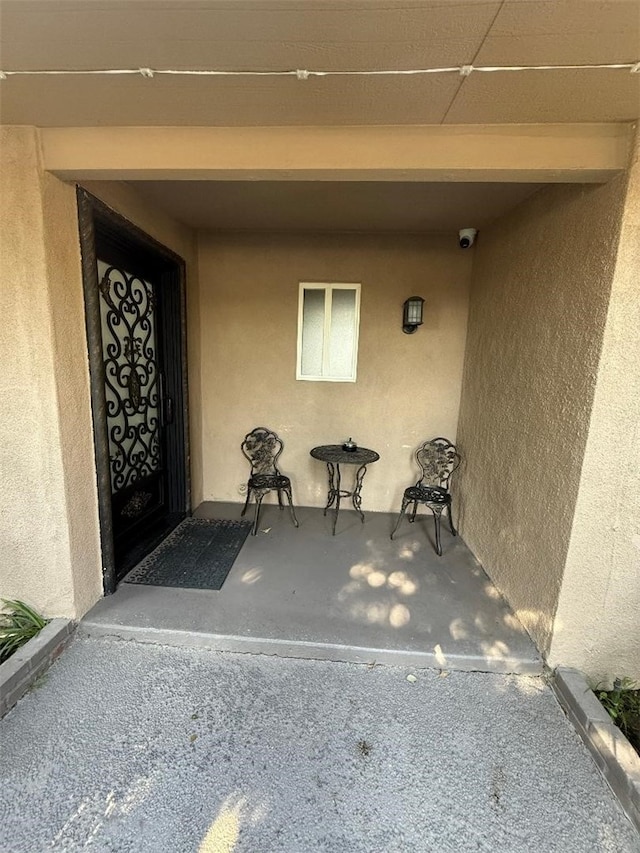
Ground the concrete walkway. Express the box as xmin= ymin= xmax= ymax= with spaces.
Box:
xmin=1 ymin=638 xmax=638 ymax=852
xmin=83 ymin=503 xmax=540 ymax=674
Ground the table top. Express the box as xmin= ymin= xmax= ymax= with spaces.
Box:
xmin=310 ymin=445 xmax=380 ymax=465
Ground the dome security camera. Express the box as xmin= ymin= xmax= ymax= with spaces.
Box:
xmin=459 ymin=228 xmax=478 ymax=249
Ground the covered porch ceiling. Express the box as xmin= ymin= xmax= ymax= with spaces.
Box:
xmin=44 ymin=122 xmax=634 ymax=232
xmin=2 ymin=1 xmax=637 ymax=232
xmin=126 ymin=179 xmax=544 ymax=233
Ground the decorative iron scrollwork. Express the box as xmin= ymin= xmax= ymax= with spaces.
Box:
xmin=97 ymin=261 xmax=161 ymax=495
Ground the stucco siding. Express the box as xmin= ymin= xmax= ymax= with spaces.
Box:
xmin=456 ymin=178 xmax=627 ymax=653
xmin=549 ymin=138 xmax=640 ymax=681
xmin=0 ymin=127 xmax=102 ymax=617
xmin=197 ymin=231 xmax=472 ymax=513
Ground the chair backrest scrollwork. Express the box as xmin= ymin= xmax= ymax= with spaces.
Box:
xmin=415 ymin=437 xmax=461 ymax=490
xmin=241 ymin=427 xmax=284 ymax=476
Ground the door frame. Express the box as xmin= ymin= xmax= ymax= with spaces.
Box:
xmin=77 ymin=187 xmax=190 ymax=595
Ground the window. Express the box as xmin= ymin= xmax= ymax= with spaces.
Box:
xmin=296 ymin=283 xmax=361 ymax=382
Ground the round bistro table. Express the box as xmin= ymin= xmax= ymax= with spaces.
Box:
xmin=310 ymin=445 xmax=380 ymax=535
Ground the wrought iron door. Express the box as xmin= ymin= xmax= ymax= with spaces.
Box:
xmin=78 ymin=188 xmax=189 ymax=593
xmin=97 ymin=260 xmax=166 ymax=537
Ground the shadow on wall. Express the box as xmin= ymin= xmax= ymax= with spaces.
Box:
xmin=453 ymin=452 xmax=555 ymax=653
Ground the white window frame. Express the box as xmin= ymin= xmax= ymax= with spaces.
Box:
xmin=296 ymin=282 xmax=361 ymax=382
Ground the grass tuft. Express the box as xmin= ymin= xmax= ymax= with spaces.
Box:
xmin=0 ymin=599 xmax=49 ymax=664
xmin=595 ymin=677 xmax=640 ymax=755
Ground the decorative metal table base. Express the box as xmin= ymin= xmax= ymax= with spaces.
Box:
xmin=310 ymin=445 xmax=380 ymax=535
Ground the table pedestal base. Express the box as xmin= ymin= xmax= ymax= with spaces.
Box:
xmin=323 ymin=461 xmax=369 ymax=535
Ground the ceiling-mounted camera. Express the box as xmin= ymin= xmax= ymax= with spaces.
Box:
xmin=459 ymin=228 xmax=478 ymax=249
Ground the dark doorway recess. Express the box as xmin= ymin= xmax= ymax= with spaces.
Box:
xmin=77 ymin=188 xmax=190 ymax=594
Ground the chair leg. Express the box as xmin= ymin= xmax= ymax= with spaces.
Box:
xmin=284 ymin=486 xmax=299 ymax=528
xmin=390 ymin=497 xmax=410 ymax=540
xmin=252 ymin=493 xmax=265 ymax=535
xmin=277 ymin=489 xmax=284 ymax=511
xmin=432 ymin=507 xmax=443 ymax=556
xmin=409 ymin=500 xmax=418 ymax=523
xmin=241 ymin=487 xmax=251 ymax=517
xmin=448 ymin=502 xmax=457 ymax=536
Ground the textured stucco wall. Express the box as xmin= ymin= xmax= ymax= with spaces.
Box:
xmin=456 ymin=178 xmax=627 ymax=653
xmin=0 ymin=126 xmax=102 ymax=617
xmin=40 ymin=171 xmax=103 ymax=617
xmin=549 ymin=138 xmax=640 ymax=681
xmin=198 ymin=231 xmax=472 ymax=512
xmin=0 ymin=136 xmax=201 ymax=620
xmin=81 ymin=181 xmax=203 ymax=507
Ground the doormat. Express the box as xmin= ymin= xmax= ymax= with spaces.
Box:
xmin=124 ymin=517 xmax=252 ymax=591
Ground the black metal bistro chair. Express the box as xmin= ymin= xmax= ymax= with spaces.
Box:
xmin=241 ymin=427 xmax=299 ymax=536
xmin=390 ymin=437 xmax=461 ymax=556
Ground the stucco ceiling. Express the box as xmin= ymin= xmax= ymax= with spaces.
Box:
xmin=127 ymin=180 xmax=542 ymax=232
xmin=1 ymin=0 xmax=638 ymax=126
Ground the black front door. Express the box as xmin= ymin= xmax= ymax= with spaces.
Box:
xmin=96 ymin=253 xmax=170 ymax=569
xmin=78 ymin=190 xmax=189 ymax=591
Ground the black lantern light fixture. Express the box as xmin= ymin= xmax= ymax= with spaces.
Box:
xmin=402 ymin=296 xmax=425 ymax=334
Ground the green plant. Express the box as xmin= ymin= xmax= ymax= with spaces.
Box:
xmin=0 ymin=599 xmax=49 ymax=664
xmin=595 ymin=677 xmax=640 ymax=754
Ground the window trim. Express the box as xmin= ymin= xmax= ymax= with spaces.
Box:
xmin=296 ymin=282 xmax=361 ymax=382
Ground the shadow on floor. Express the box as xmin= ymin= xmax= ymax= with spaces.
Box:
xmin=81 ymin=502 xmax=541 ymax=674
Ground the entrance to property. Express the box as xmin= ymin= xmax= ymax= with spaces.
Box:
xmin=77 ymin=189 xmax=190 ymax=593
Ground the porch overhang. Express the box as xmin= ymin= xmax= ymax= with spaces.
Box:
xmin=40 ymin=123 xmax=634 ymax=183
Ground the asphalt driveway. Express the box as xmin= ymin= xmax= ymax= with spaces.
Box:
xmin=0 ymin=636 xmax=637 ymax=852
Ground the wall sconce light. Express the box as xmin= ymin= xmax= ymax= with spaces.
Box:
xmin=402 ymin=296 xmax=425 ymax=334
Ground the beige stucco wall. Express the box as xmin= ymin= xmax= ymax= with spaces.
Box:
xmin=0 ymin=126 xmax=102 ymax=617
xmin=81 ymin=181 xmax=203 ymax=507
xmin=549 ymin=138 xmax=640 ymax=681
xmin=198 ymin=231 xmax=472 ymax=512
xmin=456 ymin=177 xmax=627 ymax=654
xmin=0 ymin=132 xmax=201 ymax=620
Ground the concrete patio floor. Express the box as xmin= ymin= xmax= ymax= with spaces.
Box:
xmin=82 ymin=502 xmax=541 ymax=673
xmin=1 ymin=636 xmax=638 ymax=852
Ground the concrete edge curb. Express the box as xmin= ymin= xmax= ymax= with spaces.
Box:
xmin=552 ymin=666 xmax=640 ymax=835
xmin=0 ymin=618 xmax=75 ymax=718
xmin=79 ymin=621 xmax=544 ymax=675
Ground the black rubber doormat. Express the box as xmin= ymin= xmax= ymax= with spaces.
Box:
xmin=124 ymin=518 xmax=252 ymax=590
